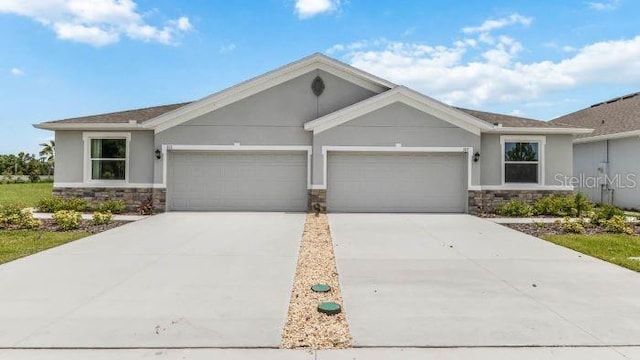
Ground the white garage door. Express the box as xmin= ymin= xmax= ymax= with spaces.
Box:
xmin=327 ymin=152 xmax=467 ymax=213
xmin=168 ymin=151 xmax=308 ymax=211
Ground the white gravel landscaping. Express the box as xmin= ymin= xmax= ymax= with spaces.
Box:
xmin=281 ymin=213 xmax=351 ymax=349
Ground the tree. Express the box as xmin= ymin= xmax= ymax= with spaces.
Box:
xmin=38 ymin=140 xmax=55 ymax=175
xmin=39 ymin=140 xmax=55 ymax=162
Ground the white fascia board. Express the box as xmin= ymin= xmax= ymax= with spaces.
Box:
xmin=144 ymin=54 xmax=394 ymax=134
xmin=573 ymin=130 xmax=640 ymax=143
xmin=468 ymin=185 xmax=574 ymax=191
xmin=33 ymin=123 xmax=144 ymax=131
xmin=54 ymin=182 xmax=164 ymax=189
xmin=304 ymin=87 xmax=490 ymax=136
xmin=485 ymin=127 xmax=594 ymax=135
xmin=168 ymin=144 xmax=312 ymax=153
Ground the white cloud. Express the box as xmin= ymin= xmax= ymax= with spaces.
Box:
xmin=10 ymin=67 xmax=24 ymax=76
xmin=588 ymin=0 xmax=619 ymax=11
xmin=328 ymin=18 xmax=640 ymax=107
xmin=462 ymin=13 xmax=532 ymax=34
xmin=219 ymin=43 xmax=236 ymax=54
xmin=295 ymin=0 xmax=340 ymax=19
xmin=0 ymin=0 xmax=192 ymax=46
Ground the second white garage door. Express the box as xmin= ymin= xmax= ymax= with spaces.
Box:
xmin=168 ymin=151 xmax=308 ymax=211
xmin=327 ymin=152 xmax=467 ymax=213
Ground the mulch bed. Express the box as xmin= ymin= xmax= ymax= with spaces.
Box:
xmin=505 ymin=221 xmax=640 ymax=237
xmin=2 ymin=219 xmax=130 ymax=234
xmin=281 ymin=213 xmax=352 ymax=349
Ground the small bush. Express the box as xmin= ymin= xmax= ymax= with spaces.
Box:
xmin=496 ymin=199 xmax=534 ymax=217
xmin=96 ymin=200 xmax=126 ymax=214
xmin=603 ymin=215 xmax=634 ymax=235
xmin=36 ymin=197 xmax=64 ymax=212
xmin=0 ymin=205 xmax=41 ymax=229
xmin=533 ymin=195 xmax=576 ymax=216
xmin=574 ymin=192 xmax=593 ymax=217
xmin=561 ymin=217 xmax=584 ymax=234
xmin=52 ymin=210 xmax=82 ymax=230
xmin=591 ymin=204 xmax=625 ymax=225
xmin=63 ymin=198 xmax=88 ymax=212
xmin=92 ymin=212 xmax=113 ymax=225
xmin=138 ymin=196 xmax=154 ymax=215
xmin=36 ymin=197 xmax=88 ymax=213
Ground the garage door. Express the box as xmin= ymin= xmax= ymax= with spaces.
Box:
xmin=327 ymin=152 xmax=466 ymax=213
xmin=168 ymin=151 xmax=308 ymax=211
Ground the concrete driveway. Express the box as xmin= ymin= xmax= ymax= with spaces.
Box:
xmin=330 ymin=214 xmax=640 ymax=347
xmin=0 ymin=212 xmax=305 ymax=348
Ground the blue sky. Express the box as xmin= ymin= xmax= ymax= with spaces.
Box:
xmin=1 ymin=0 xmax=639 ymax=154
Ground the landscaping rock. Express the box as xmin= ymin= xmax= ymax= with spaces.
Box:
xmin=281 ymin=213 xmax=351 ymax=349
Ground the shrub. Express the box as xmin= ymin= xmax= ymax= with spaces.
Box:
xmin=36 ymin=197 xmax=64 ymax=212
xmin=574 ymin=192 xmax=593 ymax=217
xmin=496 ymin=199 xmax=533 ymax=217
xmin=63 ymin=198 xmax=88 ymax=212
xmin=603 ymin=215 xmax=634 ymax=235
xmin=533 ymin=195 xmax=576 ymax=217
xmin=36 ymin=197 xmax=88 ymax=213
xmin=92 ymin=212 xmax=113 ymax=225
xmin=561 ymin=217 xmax=584 ymax=234
xmin=0 ymin=205 xmax=41 ymax=229
xmin=52 ymin=210 xmax=82 ymax=230
xmin=96 ymin=200 xmax=126 ymax=214
xmin=138 ymin=196 xmax=154 ymax=215
xmin=591 ymin=204 xmax=625 ymax=225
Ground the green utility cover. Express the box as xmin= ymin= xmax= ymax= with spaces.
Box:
xmin=311 ymin=284 xmax=331 ymax=293
xmin=318 ymin=301 xmax=341 ymax=315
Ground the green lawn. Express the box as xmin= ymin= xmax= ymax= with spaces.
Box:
xmin=0 ymin=230 xmax=89 ymax=265
xmin=542 ymin=234 xmax=640 ymax=272
xmin=0 ymin=182 xmax=53 ymax=207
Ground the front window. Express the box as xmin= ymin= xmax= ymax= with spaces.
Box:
xmin=90 ymin=138 xmax=127 ymax=180
xmin=504 ymin=141 xmax=539 ymax=183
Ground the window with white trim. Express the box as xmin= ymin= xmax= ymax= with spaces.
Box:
xmin=83 ymin=132 xmax=130 ymax=182
xmin=503 ymin=141 xmax=540 ymax=184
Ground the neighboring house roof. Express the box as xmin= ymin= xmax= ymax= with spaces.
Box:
xmin=34 ymin=53 xmax=592 ymax=135
xmin=550 ymin=92 xmax=640 ymax=142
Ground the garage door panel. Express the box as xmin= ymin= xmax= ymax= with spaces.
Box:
xmin=168 ymin=152 xmax=308 ymax=211
xmin=327 ymin=153 xmax=466 ymax=213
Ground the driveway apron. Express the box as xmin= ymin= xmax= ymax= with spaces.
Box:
xmin=0 ymin=212 xmax=305 ymax=348
xmin=329 ymin=213 xmax=640 ymax=347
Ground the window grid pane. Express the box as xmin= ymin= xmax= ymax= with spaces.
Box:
xmin=89 ymin=137 xmax=127 ymax=181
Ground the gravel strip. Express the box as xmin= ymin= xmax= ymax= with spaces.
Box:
xmin=281 ymin=213 xmax=352 ymax=349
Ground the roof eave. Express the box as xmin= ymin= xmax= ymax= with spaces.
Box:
xmin=33 ymin=123 xmax=145 ymax=131
xmin=573 ymin=130 xmax=640 ymax=143
xmin=143 ymin=53 xmax=396 ymax=134
xmin=304 ymin=86 xmax=493 ymax=136
xmin=484 ymin=127 xmax=594 ymax=135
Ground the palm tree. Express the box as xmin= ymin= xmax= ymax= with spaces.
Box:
xmin=39 ymin=140 xmax=55 ymax=162
xmin=39 ymin=140 xmax=55 ymax=175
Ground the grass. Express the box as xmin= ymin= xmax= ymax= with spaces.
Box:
xmin=542 ymin=233 xmax=640 ymax=272
xmin=0 ymin=230 xmax=89 ymax=265
xmin=0 ymin=182 xmax=53 ymax=207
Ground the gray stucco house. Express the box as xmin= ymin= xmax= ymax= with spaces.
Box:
xmin=34 ymin=53 xmax=592 ymax=213
xmin=551 ymin=93 xmax=640 ymax=209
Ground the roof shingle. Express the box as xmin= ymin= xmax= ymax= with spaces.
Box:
xmin=550 ymin=92 xmax=640 ymax=138
xmin=47 ymin=102 xmax=191 ymax=124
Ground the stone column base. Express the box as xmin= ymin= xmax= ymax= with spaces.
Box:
xmin=308 ymin=189 xmax=327 ymax=213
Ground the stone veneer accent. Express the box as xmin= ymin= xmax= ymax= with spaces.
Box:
xmin=468 ymin=189 xmax=574 ymax=215
xmin=53 ymin=187 xmax=166 ymax=213
xmin=308 ymin=189 xmax=327 ymax=212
